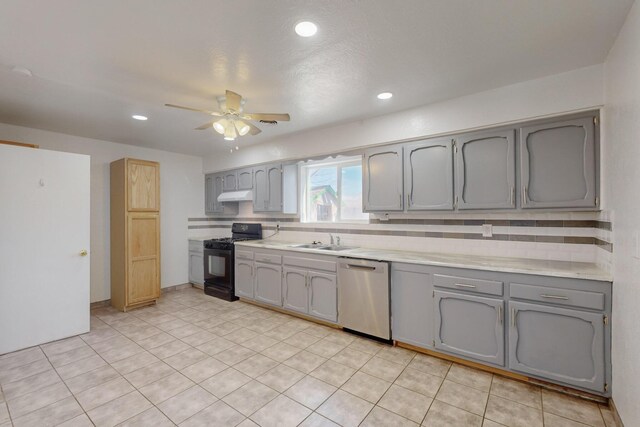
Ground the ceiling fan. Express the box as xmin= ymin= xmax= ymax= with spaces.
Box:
xmin=165 ymin=90 xmax=290 ymax=142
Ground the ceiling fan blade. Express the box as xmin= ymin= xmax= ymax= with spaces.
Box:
xmin=195 ymin=121 xmax=215 ymax=130
xmin=225 ymin=90 xmax=242 ymax=112
xmin=165 ymin=103 xmax=223 ymax=116
xmin=242 ymin=113 xmax=291 ymax=122
xmin=247 ymin=122 xmax=262 ymax=135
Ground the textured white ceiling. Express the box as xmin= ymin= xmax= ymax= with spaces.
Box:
xmin=0 ymin=0 xmax=633 ymax=156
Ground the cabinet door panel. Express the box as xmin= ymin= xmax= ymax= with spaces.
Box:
xmin=253 ymin=167 xmax=268 ymax=212
xmin=223 ymin=171 xmax=237 ymax=192
xmin=520 ymin=117 xmax=597 ymax=208
xmin=508 ymin=301 xmax=605 ymax=392
xmin=237 ymin=168 xmax=253 ymax=190
xmin=434 ymin=290 xmax=504 ymax=365
xmin=127 ymin=213 xmax=160 ymax=304
xmin=405 ymin=139 xmax=454 ymax=210
xmin=391 ymin=268 xmax=434 ymax=348
xmin=189 ymin=252 xmax=204 ymax=285
xmin=254 ymin=262 xmax=282 ymax=306
xmin=283 ymin=267 xmax=308 ymax=314
xmin=212 ymin=175 xmax=224 ymax=213
xmin=308 ymin=271 xmax=337 ymax=322
xmin=363 ymin=146 xmax=403 ymax=211
xmin=266 ymin=164 xmax=282 ymax=212
xmin=204 ymin=174 xmax=214 ymax=214
xmin=235 ymin=260 xmax=254 ymax=299
xmin=457 ymin=130 xmax=515 ymax=209
xmin=127 ymin=160 xmax=159 ymax=211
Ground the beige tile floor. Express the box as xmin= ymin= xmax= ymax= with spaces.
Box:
xmin=0 ymin=287 xmax=619 ymax=427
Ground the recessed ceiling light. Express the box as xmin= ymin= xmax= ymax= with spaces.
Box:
xmin=295 ymin=21 xmax=318 ymax=37
xmin=132 ymin=115 xmax=148 ymax=121
xmin=377 ymin=92 xmax=393 ymax=100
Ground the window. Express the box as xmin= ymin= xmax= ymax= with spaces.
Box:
xmin=301 ymin=156 xmax=368 ymax=223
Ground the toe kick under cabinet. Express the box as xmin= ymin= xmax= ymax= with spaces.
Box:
xmin=391 ymin=263 xmax=612 ymax=395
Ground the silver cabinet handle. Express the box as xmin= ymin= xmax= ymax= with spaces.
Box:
xmin=399 ymin=193 xmax=402 ymax=208
xmin=523 ymin=186 xmax=529 ymax=205
xmin=511 ymin=307 xmax=516 ymax=328
xmin=454 ymin=283 xmax=476 ymax=288
xmin=498 ymin=305 xmax=503 ymax=325
xmin=510 ymin=186 xmax=515 ymax=206
xmin=540 ymin=294 xmax=569 ymax=300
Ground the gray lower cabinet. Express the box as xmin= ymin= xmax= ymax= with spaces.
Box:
xmin=222 ymin=171 xmax=237 ymax=192
xmin=456 ymin=130 xmax=515 ymax=209
xmin=520 ymin=116 xmax=597 ymax=209
xmin=235 ymin=259 xmax=254 ymax=299
xmin=205 ymin=173 xmax=224 ymax=214
xmin=363 ymin=145 xmax=404 ymax=212
xmin=391 ymin=264 xmax=434 ymax=348
xmin=188 ymin=252 xmax=204 ymax=286
xmin=254 ymin=262 xmax=282 ymax=306
xmin=434 ymin=290 xmax=505 ymax=366
xmin=308 ymin=271 xmax=337 ymax=322
xmin=237 ymin=168 xmax=253 ymax=190
xmin=404 ymin=139 xmax=454 ymax=211
xmin=253 ymin=164 xmax=282 ymax=212
xmin=508 ymin=301 xmax=605 ymax=393
xmin=283 ymin=267 xmax=308 ymax=314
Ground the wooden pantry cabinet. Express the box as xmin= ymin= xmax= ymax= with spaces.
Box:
xmin=110 ymin=158 xmax=161 ymax=311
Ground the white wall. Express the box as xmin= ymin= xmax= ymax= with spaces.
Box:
xmin=204 ymin=64 xmax=603 ymax=172
xmin=0 ymin=123 xmax=204 ymax=303
xmin=602 ymin=1 xmax=640 ymax=424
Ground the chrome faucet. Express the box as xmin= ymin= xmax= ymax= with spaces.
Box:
xmin=329 ymin=233 xmax=335 ymax=245
xmin=336 ymin=236 xmax=341 ymax=246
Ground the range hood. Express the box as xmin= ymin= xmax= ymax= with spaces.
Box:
xmin=217 ymin=190 xmax=253 ymax=202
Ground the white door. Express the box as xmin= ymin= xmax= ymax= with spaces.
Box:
xmin=0 ymin=145 xmax=90 ymax=355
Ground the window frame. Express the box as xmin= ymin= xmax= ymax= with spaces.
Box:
xmin=300 ymin=156 xmax=368 ymax=224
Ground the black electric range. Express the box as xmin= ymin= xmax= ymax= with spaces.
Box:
xmin=203 ymin=223 xmax=262 ymax=301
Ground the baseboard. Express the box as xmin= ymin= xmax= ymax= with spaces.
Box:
xmin=608 ymin=398 xmax=625 ymax=426
xmin=90 ymin=299 xmax=111 ymax=309
xmin=161 ymin=283 xmax=192 ymax=293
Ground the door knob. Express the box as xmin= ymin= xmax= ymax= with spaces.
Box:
xmin=79 ymin=249 xmax=88 ymax=257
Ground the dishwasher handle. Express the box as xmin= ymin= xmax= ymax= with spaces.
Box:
xmin=344 ymin=264 xmax=377 ymax=271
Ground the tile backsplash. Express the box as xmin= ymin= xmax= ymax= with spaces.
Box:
xmin=188 ymin=202 xmax=613 ymax=272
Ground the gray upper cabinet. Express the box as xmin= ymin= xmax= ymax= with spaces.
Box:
xmin=283 ymin=267 xmax=308 ymax=314
xmin=363 ymin=146 xmax=404 ymax=212
xmin=434 ymin=290 xmax=505 ymax=366
xmin=266 ymin=164 xmax=283 ymax=211
xmin=509 ymin=301 xmax=605 ymax=392
xmin=456 ymin=130 xmax=516 ymax=210
xmin=520 ymin=117 xmax=597 ymax=209
xmin=222 ymin=171 xmax=237 ymax=192
xmin=237 ymin=168 xmax=253 ymax=190
xmin=253 ymin=164 xmax=282 ymax=212
xmin=205 ymin=173 xmax=224 ymax=214
xmin=404 ymin=139 xmax=454 ymax=211
xmin=308 ymin=271 xmax=337 ymax=322
xmin=254 ymin=262 xmax=282 ymax=306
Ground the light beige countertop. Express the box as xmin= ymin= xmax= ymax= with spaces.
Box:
xmin=235 ymin=240 xmax=612 ymax=282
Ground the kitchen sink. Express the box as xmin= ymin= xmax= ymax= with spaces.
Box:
xmin=317 ymin=245 xmax=356 ymax=251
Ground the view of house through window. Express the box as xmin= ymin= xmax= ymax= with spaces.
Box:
xmin=301 ymin=157 xmax=368 ymax=223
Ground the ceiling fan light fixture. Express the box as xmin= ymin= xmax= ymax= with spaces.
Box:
xmin=224 ymin=124 xmax=237 ymax=141
xmin=295 ymin=21 xmax=317 ymax=37
xmin=213 ymin=118 xmax=227 ymax=134
xmin=235 ymin=120 xmax=251 ymax=136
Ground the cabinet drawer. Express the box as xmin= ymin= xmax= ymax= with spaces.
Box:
xmin=510 ymin=283 xmax=604 ymax=311
xmin=188 ymin=240 xmax=204 ymax=253
xmin=434 ymin=274 xmax=503 ymax=296
xmin=235 ymin=250 xmax=254 ymax=261
xmin=254 ymin=252 xmax=282 ymax=265
xmin=283 ymin=256 xmax=336 ymax=272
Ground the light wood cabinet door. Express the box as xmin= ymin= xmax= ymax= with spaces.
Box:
xmin=127 ymin=213 xmax=160 ymax=305
xmin=127 ymin=159 xmax=159 ymax=211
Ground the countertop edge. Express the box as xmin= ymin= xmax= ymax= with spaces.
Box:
xmin=234 ymin=241 xmax=612 ymax=282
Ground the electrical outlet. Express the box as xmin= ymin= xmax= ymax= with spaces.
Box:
xmin=482 ymin=224 xmax=493 ymax=238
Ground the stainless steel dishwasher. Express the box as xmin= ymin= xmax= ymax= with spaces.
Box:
xmin=338 ymin=258 xmax=390 ymax=340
